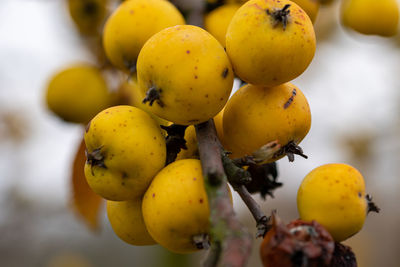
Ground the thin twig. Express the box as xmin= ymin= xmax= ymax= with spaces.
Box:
xmin=235 ymin=185 xmax=270 ymax=238
xmin=196 ymin=120 xmax=252 ymax=267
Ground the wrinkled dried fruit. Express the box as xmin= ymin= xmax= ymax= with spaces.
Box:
xmin=260 ymin=214 xmax=334 ymax=267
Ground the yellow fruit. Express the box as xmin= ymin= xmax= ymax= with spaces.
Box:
xmin=107 ymin=199 xmax=156 ymax=246
xmin=176 ymin=126 xmax=199 ymax=160
xmin=142 ymin=159 xmax=210 ymax=254
xmin=204 ymin=4 xmax=241 ymax=47
xmin=291 ymin=0 xmax=320 ymax=23
xmin=297 ymin=163 xmax=368 ymax=242
xmin=68 ymin=0 xmax=108 ymax=35
xmin=223 ymin=83 xmax=311 ymax=162
xmin=226 ymin=0 xmax=316 ymax=86
xmin=340 ymin=0 xmax=399 ymax=37
xmin=137 ymin=25 xmax=234 ymax=125
xmin=84 ymin=105 xmax=166 ymax=201
xmin=103 ymin=0 xmax=185 ymax=72
xmin=46 ymin=64 xmax=110 ymax=124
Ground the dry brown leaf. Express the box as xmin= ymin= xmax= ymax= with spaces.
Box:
xmin=71 ymin=138 xmax=103 ymax=231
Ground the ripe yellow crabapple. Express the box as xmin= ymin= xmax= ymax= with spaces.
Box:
xmin=142 ymin=159 xmax=211 ymax=254
xmin=226 ymin=0 xmax=316 ymax=86
xmin=84 ymin=105 xmax=166 ymax=201
xmin=341 ymin=0 xmax=399 ymax=37
xmin=46 ymin=64 xmax=110 ymax=124
xmin=137 ymin=25 xmax=234 ymax=125
xmin=223 ymin=82 xmax=311 ymax=162
xmin=297 ymin=163 xmax=369 ymax=242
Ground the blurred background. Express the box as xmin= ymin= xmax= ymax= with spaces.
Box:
xmin=1 ymin=0 xmax=400 ymax=266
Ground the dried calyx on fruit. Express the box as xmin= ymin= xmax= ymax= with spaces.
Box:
xmin=266 ymin=4 xmax=291 ymax=30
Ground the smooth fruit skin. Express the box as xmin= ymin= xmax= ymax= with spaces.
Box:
xmin=107 ymin=199 xmax=156 ymax=246
xmin=341 ymin=0 xmax=399 ymax=37
xmin=142 ymin=159 xmax=210 ymax=254
xmin=297 ymin=163 xmax=367 ymax=242
xmin=46 ymin=64 xmax=110 ymax=124
xmin=68 ymin=0 xmax=108 ymax=35
xmin=103 ymin=0 xmax=185 ymax=72
xmin=204 ymin=4 xmax=241 ymax=47
xmin=137 ymin=25 xmax=234 ymax=125
xmin=84 ymin=105 xmax=166 ymax=201
xmin=226 ymin=0 xmax=316 ymax=86
xmin=291 ymin=0 xmax=320 ymax=23
xmin=223 ymin=83 xmax=311 ymax=161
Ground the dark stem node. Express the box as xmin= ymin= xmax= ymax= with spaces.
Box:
xmin=266 ymin=4 xmax=291 ymax=30
xmin=142 ymin=86 xmax=164 ymax=107
xmin=222 ymin=152 xmax=252 ymax=186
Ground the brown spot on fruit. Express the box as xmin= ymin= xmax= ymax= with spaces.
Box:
xmin=199 ymin=198 xmax=203 ymax=203
xmin=222 ymin=68 xmax=229 ymax=78
xmin=152 ymin=193 xmax=155 ymax=198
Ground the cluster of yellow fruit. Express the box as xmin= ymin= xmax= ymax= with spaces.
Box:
xmin=81 ymin=0 xmax=319 ymax=254
xmin=45 ymin=0 xmax=378 ymax=258
xmin=83 ymin=104 xmax=213 ymax=253
xmin=85 ymin=0 xmax=227 ymax=254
